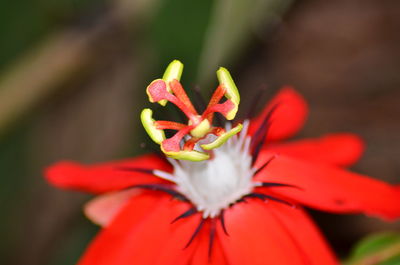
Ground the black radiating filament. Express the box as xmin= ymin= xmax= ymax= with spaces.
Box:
xmin=251 ymin=103 xmax=280 ymax=165
xmin=184 ymin=218 xmax=205 ymax=249
xmin=244 ymin=192 xmax=294 ymax=207
xmin=171 ymin=207 xmax=197 ymax=224
xmin=131 ymin=184 xmax=189 ymax=202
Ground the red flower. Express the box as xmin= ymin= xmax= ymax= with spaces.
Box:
xmin=46 ymin=62 xmax=400 ymax=265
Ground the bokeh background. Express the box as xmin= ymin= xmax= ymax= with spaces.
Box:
xmin=1 ymin=0 xmax=399 ymax=264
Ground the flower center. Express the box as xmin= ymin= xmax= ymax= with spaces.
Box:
xmin=155 ymin=121 xmax=256 ymax=218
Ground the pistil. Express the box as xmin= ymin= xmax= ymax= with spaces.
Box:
xmin=141 ymin=60 xmax=243 ymax=161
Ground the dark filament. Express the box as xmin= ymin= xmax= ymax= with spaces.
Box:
xmin=235 ymin=198 xmax=248 ymax=204
xmin=191 ymin=85 xmax=207 ymax=113
xmin=172 ymin=208 xmax=218 ymax=259
xmin=208 ymin=219 xmax=216 ymax=261
xmin=129 ymin=184 xmax=189 ymax=202
xmin=171 ymin=207 xmax=197 ymax=224
xmin=184 ymin=218 xmax=205 ymax=249
xmin=219 ymin=210 xmax=229 ymax=236
xmin=243 ymin=192 xmax=295 ymax=207
xmin=116 ymin=167 xmax=154 ymax=175
xmin=259 ymin=182 xmax=301 ymax=190
xmin=251 ymin=103 xmax=280 ymax=165
xmin=252 ymin=155 xmax=276 ymax=177
xmin=246 ymin=85 xmax=267 ymax=119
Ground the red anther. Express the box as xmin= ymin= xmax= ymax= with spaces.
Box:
xmin=147 ymin=79 xmax=196 ymax=119
xmin=161 ymin=128 xmax=191 ymax=153
xmin=203 ymin=100 xmax=235 ymax=119
xmin=147 ymin=80 xmax=169 ymax=102
xmin=204 ymin=85 xmax=226 ymax=121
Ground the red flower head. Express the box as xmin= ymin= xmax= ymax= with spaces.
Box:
xmin=45 ymin=60 xmax=400 ymax=265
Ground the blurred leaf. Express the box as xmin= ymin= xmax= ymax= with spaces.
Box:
xmin=45 ymin=217 xmax=98 ymax=265
xmin=0 ymin=0 xmax=106 ymax=72
xmin=0 ymin=1 xmax=144 ymax=137
xmin=0 ymin=125 xmax=31 ymax=264
xmin=196 ymin=0 xmax=293 ymax=87
xmin=150 ymin=0 xmax=214 ymax=83
xmin=345 ymin=232 xmax=400 ymax=265
xmin=149 ymin=0 xmax=293 ymax=96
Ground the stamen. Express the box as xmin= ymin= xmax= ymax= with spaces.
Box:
xmin=169 ymin=79 xmax=197 ymax=114
xmin=161 ymin=127 xmax=193 ymax=152
xmin=147 ymin=79 xmax=198 ymax=120
xmin=203 ymin=100 xmax=236 ymax=120
xmin=141 ymin=60 xmax=242 ymax=161
xmin=206 ymin=86 xmax=226 ymax=112
xmin=155 ymin=121 xmax=187 ymax=130
xmin=203 ymin=85 xmax=227 ymax=121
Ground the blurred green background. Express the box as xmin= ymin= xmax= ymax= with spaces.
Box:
xmin=0 ymin=0 xmax=399 ymax=264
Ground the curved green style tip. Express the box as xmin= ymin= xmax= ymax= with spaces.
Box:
xmin=162 ymin=60 xmax=183 ymax=82
xmin=161 ymin=148 xmax=210 ymax=162
xmin=201 ymin=123 xmax=243 ymax=150
xmin=140 ymin=108 xmax=165 ymax=144
xmin=217 ymin=67 xmax=240 ymax=105
xmin=158 ymin=60 xmax=184 ymax=106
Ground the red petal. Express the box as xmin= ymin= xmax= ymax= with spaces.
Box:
xmin=268 ymin=133 xmax=364 ymax=167
xmin=84 ymin=189 xmax=141 ymax=227
xmin=255 ymin=152 xmax=400 ymax=220
xmin=218 ymin=200 xmax=312 ymax=265
xmin=268 ymin=203 xmax=338 ymax=265
xmin=45 ymin=154 xmax=171 ymax=194
xmin=249 ymin=87 xmax=308 ymax=141
xmin=78 ymin=193 xmax=200 ymax=265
